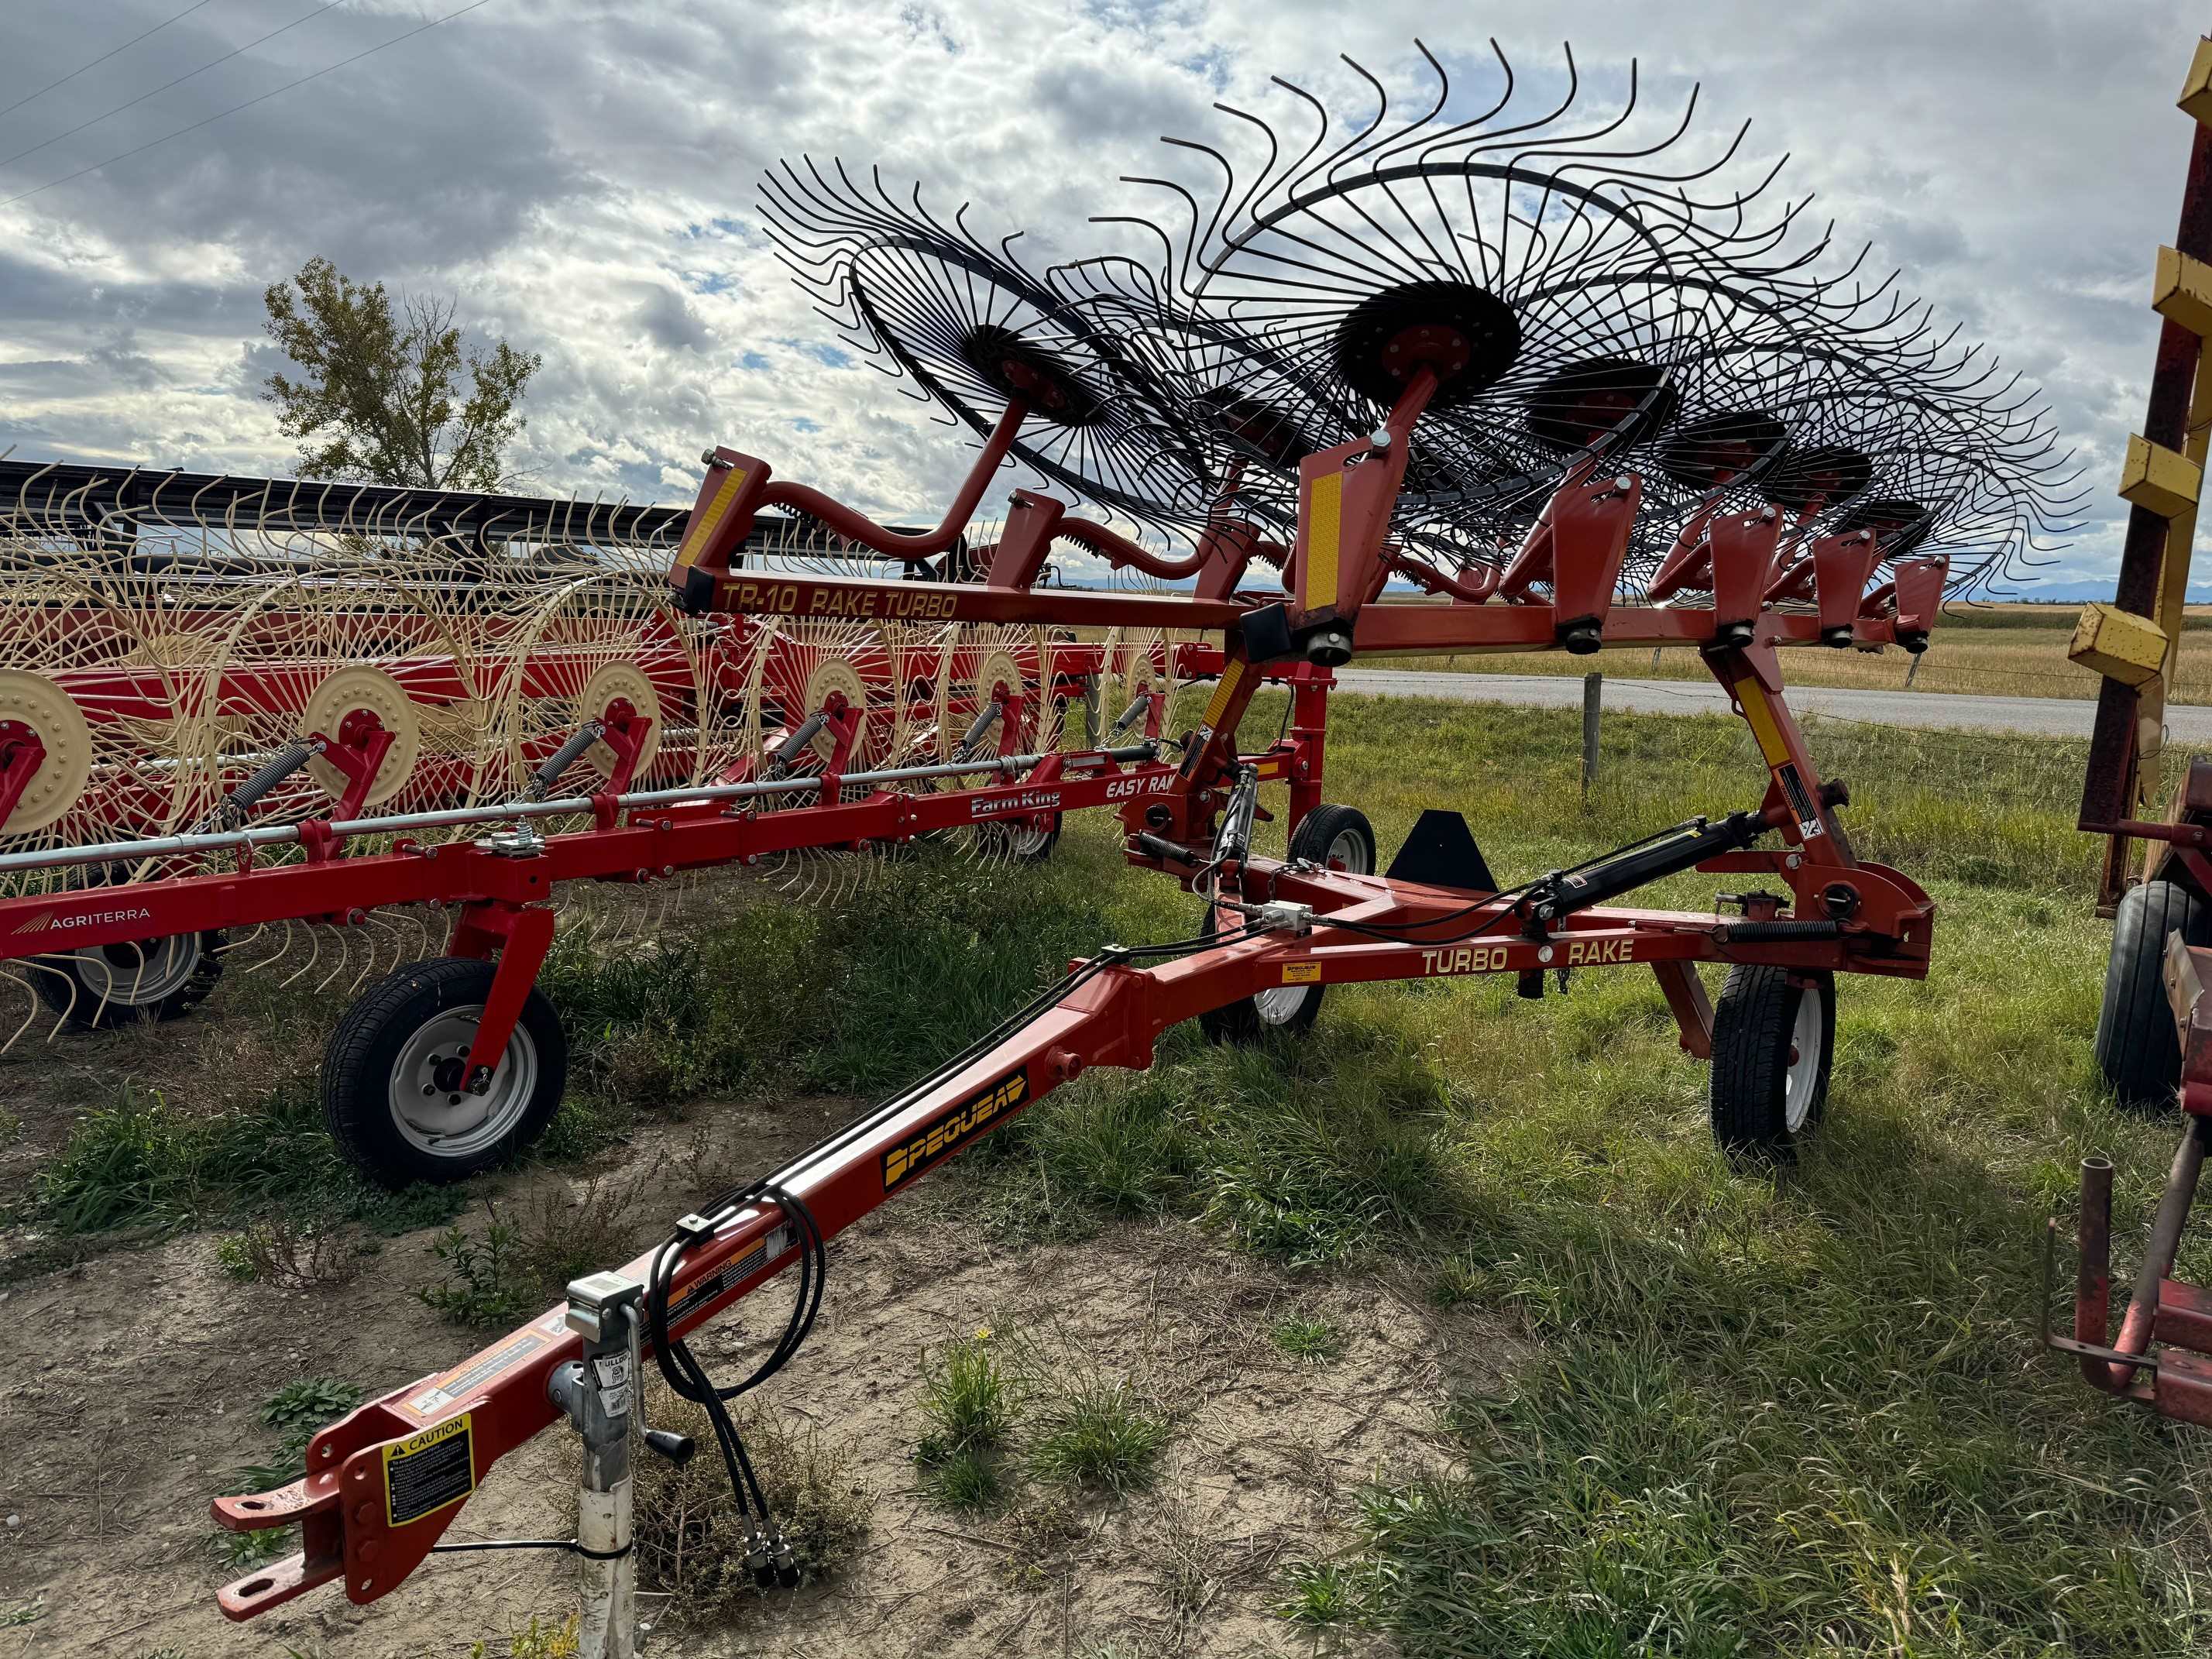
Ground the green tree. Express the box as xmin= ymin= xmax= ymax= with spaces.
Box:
xmin=261 ymin=256 xmax=541 ymax=490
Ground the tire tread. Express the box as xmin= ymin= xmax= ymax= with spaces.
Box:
xmin=2096 ymin=880 xmax=2209 ymax=1111
xmin=322 ymin=957 xmax=565 ymax=1188
xmin=1709 ymin=963 xmax=1832 ymax=1161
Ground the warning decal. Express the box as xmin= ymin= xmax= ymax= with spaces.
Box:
xmin=663 ymin=1231 xmax=777 ymax=1325
xmin=404 ymin=1326 xmax=551 ymax=1420
xmin=1280 ymin=962 xmax=1321 ymax=984
xmin=1775 ymin=762 xmax=1824 ymax=839
xmin=383 ymin=1414 xmax=476 ymax=1527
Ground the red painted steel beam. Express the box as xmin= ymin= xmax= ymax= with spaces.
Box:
xmin=211 ymin=839 xmax=1929 ymax=1620
xmin=0 ymin=750 xmax=1290 ymax=962
xmin=695 ymin=570 xmax=1253 ymax=632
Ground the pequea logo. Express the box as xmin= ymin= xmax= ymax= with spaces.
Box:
xmin=10 ymin=907 xmax=153 ymax=935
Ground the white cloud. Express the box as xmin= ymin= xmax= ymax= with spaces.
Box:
xmin=0 ymin=0 xmax=2200 ymax=587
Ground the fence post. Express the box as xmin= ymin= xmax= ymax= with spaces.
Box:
xmin=1582 ymin=671 xmax=1602 ymax=798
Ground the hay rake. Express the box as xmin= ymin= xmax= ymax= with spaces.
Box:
xmin=8 ymin=39 xmax=2055 ymax=1650
xmin=0 ymin=460 xmax=1211 ymax=1038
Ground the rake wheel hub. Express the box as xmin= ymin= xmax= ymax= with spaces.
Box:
xmin=1657 ymin=411 xmax=1790 ymax=488
xmin=1525 ymin=357 xmax=1679 ymax=455
xmin=957 ymin=325 xmax=1104 ymax=428
xmin=799 ymin=656 xmax=871 ymax=764
xmin=0 ymin=669 xmax=94 ymax=836
xmin=1831 ymin=497 xmax=1934 ymax=548
xmin=302 ymin=666 xmax=422 ymax=809
xmin=575 ymin=662 xmax=665 ymax=782
xmin=1332 ymin=280 xmax=1520 ymax=410
xmin=1765 ymin=445 xmax=1875 ymax=512
xmin=1192 ymin=390 xmax=1308 ymax=471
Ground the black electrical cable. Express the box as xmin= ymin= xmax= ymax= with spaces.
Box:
xmin=641 ymin=1177 xmax=827 ymax=1585
xmin=765 ymin=919 xmax=1258 ymax=1187
xmin=1307 ymin=810 xmax=1757 ymax=947
xmin=431 ymin=1537 xmax=630 ymax=1560
xmin=626 ymin=907 xmax=1266 ymax=1576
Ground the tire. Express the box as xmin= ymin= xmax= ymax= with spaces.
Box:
xmin=2097 ymin=879 xmax=2211 ymax=1111
xmin=31 ymin=929 xmax=224 ymax=1029
xmin=323 ymin=957 xmax=568 ymax=1188
xmin=1709 ymin=964 xmax=1834 ymax=1163
xmin=1200 ymin=803 xmax=1375 ymax=1044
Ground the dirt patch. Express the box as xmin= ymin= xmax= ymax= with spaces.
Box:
xmin=0 ymin=1096 xmax=1505 ymax=1657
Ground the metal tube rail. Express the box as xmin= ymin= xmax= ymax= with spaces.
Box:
xmin=0 ymin=743 xmax=1163 ymax=875
xmin=2094 ymin=1118 xmax=2212 ymax=1392
xmin=751 ymin=400 xmax=1026 ymax=559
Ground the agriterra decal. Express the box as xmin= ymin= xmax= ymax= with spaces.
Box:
xmin=12 ymin=906 xmax=153 ymax=936
xmin=882 ymin=1070 xmax=1029 ymax=1190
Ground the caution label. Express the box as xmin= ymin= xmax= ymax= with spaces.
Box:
xmin=383 ymin=1415 xmax=476 ymax=1527
xmin=663 ymin=1231 xmax=778 ymax=1325
xmin=404 ymin=1324 xmax=554 ymax=1420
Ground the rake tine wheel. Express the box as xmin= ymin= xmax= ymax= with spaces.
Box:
xmin=0 ymin=507 xmax=211 ymax=1035
xmin=737 ymin=615 xmax=918 ymax=901
xmin=1070 ymin=40 xmax=2076 ymax=613
xmin=489 ymin=568 xmax=696 ymax=830
xmin=759 ymin=160 xmax=1226 ymax=538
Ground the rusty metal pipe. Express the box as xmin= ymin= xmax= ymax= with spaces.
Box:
xmin=2099 ymin=1118 xmax=2212 ymax=1392
xmin=2076 ymin=1156 xmax=2114 ymax=1389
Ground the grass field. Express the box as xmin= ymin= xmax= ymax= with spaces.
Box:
xmin=7 ymin=685 xmax=2210 ymax=1654
xmin=1385 ymin=600 xmax=2212 ymax=704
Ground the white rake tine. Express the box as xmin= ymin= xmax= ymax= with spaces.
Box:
xmin=0 ymin=975 xmax=36 ymax=1056
xmin=279 ymin=919 xmax=325 ymax=989
xmin=315 ymin=924 xmax=356 ymax=994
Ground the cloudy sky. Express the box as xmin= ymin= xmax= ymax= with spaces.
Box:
xmin=0 ymin=0 xmax=2203 ymax=592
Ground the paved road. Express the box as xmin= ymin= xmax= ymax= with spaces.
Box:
xmin=1331 ymin=668 xmax=2212 ymax=741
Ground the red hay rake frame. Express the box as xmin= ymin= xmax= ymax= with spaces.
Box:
xmin=0 ymin=36 xmax=2069 ymax=1638
xmin=202 ymin=290 xmax=1946 ymax=1628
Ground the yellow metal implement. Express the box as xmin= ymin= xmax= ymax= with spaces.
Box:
xmin=2121 ymin=433 xmax=2203 ymax=520
xmin=2070 ymin=602 xmax=2170 ymax=689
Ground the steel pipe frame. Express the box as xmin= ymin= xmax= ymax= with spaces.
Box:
xmin=211 ymin=804 xmax=1928 ymax=1619
xmin=210 ymin=234 xmax=1960 ymax=1630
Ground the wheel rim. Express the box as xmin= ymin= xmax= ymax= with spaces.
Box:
xmin=1252 ymin=984 xmax=1313 ymax=1025
xmin=63 ymin=934 xmax=202 ymax=1008
xmin=389 ymin=1003 xmax=540 ymax=1159
xmin=1326 ymin=826 xmax=1373 ymax=874
xmin=1783 ymin=984 xmax=1826 ymax=1134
